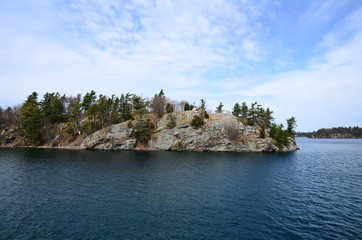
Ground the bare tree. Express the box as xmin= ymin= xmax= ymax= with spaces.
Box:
xmin=150 ymin=90 xmax=166 ymax=117
xmin=223 ymin=122 xmax=242 ymax=140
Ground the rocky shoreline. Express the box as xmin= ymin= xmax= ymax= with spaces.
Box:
xmin=1 ymin=111 xmax=299 ymax=153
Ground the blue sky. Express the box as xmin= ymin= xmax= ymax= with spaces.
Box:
xmin=1 ymin=0 xmax=362 ymax=131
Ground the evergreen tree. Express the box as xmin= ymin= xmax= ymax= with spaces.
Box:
xmin=241 ymin=102 xmax=248 ymax=119
xmin=184 ymin=102 xmax=191 ymax=111
xmin=286 ymin=117 xmax=297 ymax=137
xmin=19 ymin=92 xmax=42 ymax=145
xmin=199 ymin=99 xmax=206 ymax=113
xmin=40 ymin=92 xmax=66 ymax=123
xmin=82 ymin=90 xmax=97 ymax=113
xmin=132 ymin=95 xmax=148 ymax=115
xmin=166 ymin=103 xmax=174 ymax=113
xmin=119 ymin=93 xmax=132 ymax=121
xmin=232 ymin=103 xmax=241 ymax=117
xmin=216 ymin=102 xmax=224 ymax=113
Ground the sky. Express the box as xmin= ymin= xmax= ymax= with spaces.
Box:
xmin=1 ymin=0 xmax=362 ymax=131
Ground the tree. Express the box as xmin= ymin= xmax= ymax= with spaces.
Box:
xmin=96 ymin=94 xmax=113 ymax=128
xmin=150 ymin=90 xmax=166 ymax=117
xmin=19 ymin=92 xmax=42 ymax=145
xmin=286 ymin=117 xmax=297 ymax=137
xmin=232 ymin=103 xmax=241 ymax=117
xmin=199 ymin=99 xmax=206 ymax=114
xmin=65 ymin=95 xmax=82 ymax=136
xmin=269 ymin=123 xmax=289 ymax=149
xmin=216 ymin=102 xmax=224 ymax=113
xmin=82 ymin=90 xmax=97 ymax=113
xmin=184 ymin=102 xmax=191 ymax=111
xmin=166 ymin=103 xmax=174 ymax=113
xmin=40 ymin=92 xmax=66 ymax=123
xmin=241 ymin=102 xmax=248 ymax=119
xmin=119 ymin=93 xmax=132 ymax=122
xmin=0 ymin=107 xmax=4 ymax=127
xmin=191 ymin=115 xmax=205 ymax=128
xmin=132 ymin=95 xmax=148 ymax=115
xmin=132 ymin=119 xmax=154 ymax=142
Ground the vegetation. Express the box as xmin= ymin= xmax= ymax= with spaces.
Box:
xmin=19 ymin=92 xmax=42 ymax=145
xmin=167 ymin=114 xmax=177 ymax=129
xmin=132 ymin=119 xmax=155 ymax=143
xmin=216 ymin=102 xmax=224 ymax=113
xmin=0 ymin=90 xmax=298 ymax=148
xmin=191 ymin=115 xmax=205 ymax=128
xmin=298 ymin=127 xmax=362 ymax=138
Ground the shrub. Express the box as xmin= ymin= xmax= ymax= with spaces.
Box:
xmin=269 ymin=123 xmax=289 ymax=149
xmin=167 ymin=114 xmax=177 ymax=129
xmin=81 ymin=122 xmax=100 ymax=135
xmin=223 ymin=123 xmax=240 ymax=140
xmin=191 ymin=115 xmax=205 ymax=128
xmin=132 ymin=119 xmax=154 ymax=142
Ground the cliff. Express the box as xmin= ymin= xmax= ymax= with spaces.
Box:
xmin=81 ymin=111 xmax=299 ymax=152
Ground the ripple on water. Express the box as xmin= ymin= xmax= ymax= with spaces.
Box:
xmin=1 ymin=139 xmax=362 ymax=239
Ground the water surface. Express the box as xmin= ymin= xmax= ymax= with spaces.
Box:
xmin=1 ymin=138 xmax=361 ymax=239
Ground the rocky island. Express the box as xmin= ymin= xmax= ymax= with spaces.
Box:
xmin=0 ymin=90 xmax=299 ymax=152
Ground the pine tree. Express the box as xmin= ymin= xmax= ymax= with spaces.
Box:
xmin=216 ymin=102 xmax=224 ymax=113
xmin=232 ymin=103 xmax=241 ymax=117
xmin=19 ymin=92 xmax=42 ymax=145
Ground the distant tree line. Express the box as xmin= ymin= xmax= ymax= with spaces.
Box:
xmin=0 ymin=90 xmax=297 ymax=147
xmin=298 ymin=127 xmax=362 ymax=138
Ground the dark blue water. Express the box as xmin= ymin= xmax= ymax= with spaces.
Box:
xmin=1 ymin=138 xmax=362 ymax=239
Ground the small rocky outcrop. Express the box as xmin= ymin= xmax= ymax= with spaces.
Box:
xmin=81 ymin=111 xmax=299 ymax=152
xmin=82 ymin=122 xmax=136 ymax=150
xmin=0 ymin=126 xmax=21 ymax=147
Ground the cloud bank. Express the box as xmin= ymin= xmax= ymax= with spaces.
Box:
xmin=0 ymin=0 xmax=361 ymax=131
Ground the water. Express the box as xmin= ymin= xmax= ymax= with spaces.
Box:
xmin=1 ymin=138 xmax=361 ymax=239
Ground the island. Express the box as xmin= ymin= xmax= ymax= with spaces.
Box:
xmin=0 ymin=90 xmax=299 ymax=152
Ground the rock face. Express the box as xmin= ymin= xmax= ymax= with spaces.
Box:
xmin=82 ymin=111 xmax=299 ymax=152
xmin=82 ymin=123 xmax=136 ymax=150
xmin=0 ymin=126 xmax=20 ymax=147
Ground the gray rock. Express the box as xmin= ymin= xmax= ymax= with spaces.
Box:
xmin=81 ymin=112 xmax=299 ymax=152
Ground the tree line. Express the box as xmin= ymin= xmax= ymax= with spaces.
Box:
xmin=298 ymin=127 xmax=362 ymax=138
xmin=0 ymin=90 xmax=297 ymax=147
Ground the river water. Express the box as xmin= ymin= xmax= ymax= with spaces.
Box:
xmin=1 ymin=138 xmax=361 ymax=239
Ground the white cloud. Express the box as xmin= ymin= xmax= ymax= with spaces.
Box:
xmin=241 ymin=29 xmax=362 ymax=131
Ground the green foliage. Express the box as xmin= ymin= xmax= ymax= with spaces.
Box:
xmin=167 ymin=114 xmax=177 ymax=129
xmin=199 ymin=99 xmax=206 ymax=113
xmin=132 ymin=119 xmax=154 ymax=142
xmin=216 ymin=102 xmax=224 ymax=113
xmin=241 ymin=102 xmax=248 ymax=119
xmin=286 ymin=116 xmax=297 ymax=137
xmin=203 ymin=112 xmax=209 ymax=119
xmin=184 ymin=102 xmax=194 ymax=111
xmin=66 ymin=95 xmax=82 ymax=136
xmin=306 ymin=126 xmax=362 ymax=138
xmin=269 ymin=123 xmax=289 ymax=149
xmin=119 ymin=93 xmax=132 ymax=122
xmin=166 ymin=103 xmax=174 ymax=113
xmin=19 ymin=92 xmax=42 ymax=145
xmin=232 ymin=103 xmax=241 ymax=117
xmin=81 ymin=121 xmax=100 ymax=135
xmin=191 ymin=115 xmax=205 ymax=128
xmin=132 ymin=95 xmax=148 ymax=115
xmin=82 ymin=90 xmax=97 ymax=113
xmin=40 ymin=92 xmax=66 ymax=123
